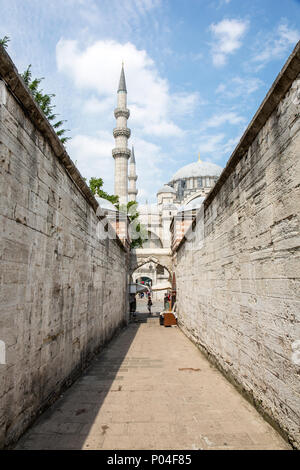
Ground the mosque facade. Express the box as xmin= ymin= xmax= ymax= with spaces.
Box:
xmin=111 ymin=65 xmax=223 ymax=294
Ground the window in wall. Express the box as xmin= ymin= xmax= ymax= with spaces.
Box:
xmin=178 ymin=179 xmax=186 ymax=199
xmin=197 ymin=177 xmax=203 ymax=188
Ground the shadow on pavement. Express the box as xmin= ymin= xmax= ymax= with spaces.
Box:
xmin=15 ymin=323 xmax=141 ymax=449
xmin=15 ymin=300 xmax=163 ymax=450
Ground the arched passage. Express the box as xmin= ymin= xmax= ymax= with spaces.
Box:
xmin=133 ymin=257 xmax=171 ymax=279
xmin=130 ymin=253 xmax=173 ymax=276
xmin=131 ymin=258 xmax=171 ymax=304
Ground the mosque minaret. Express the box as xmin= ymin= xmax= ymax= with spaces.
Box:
xmin=128 ymin=146 xmax=138 ymax=202
xmin=112 ymin=64 xmax=131 ymax=206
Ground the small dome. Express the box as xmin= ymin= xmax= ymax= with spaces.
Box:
xmin=171 ymin=161 xmax=222 ymax=181
xmin=177 ymin=196 xmax=205 ymax=213
xmin=95 ymin=197 xmax=118 ymax=212
xmin=157 ymin=184 xmax=176 ymax=195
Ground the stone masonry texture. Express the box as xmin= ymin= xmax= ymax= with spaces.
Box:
xmin=15 ymin=302 xmax=291 ymax=450
xmin=175 ymin=59 xmax=300 ymax=447
xmin=0 ymin=51 xmax=128 ymax=448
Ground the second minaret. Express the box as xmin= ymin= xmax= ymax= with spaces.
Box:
xmin=112 ymin=64 xmax=131 ymax=206
xmin=128 ymin=146 xmax=138 ymax=202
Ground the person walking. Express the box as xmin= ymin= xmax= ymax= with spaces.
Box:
xmin=129 ymin=294 xmax=137 ymax=319
xmin=164 ymin=293 xmax=168 ymax=310
xmin=147 ymin=296 xmax=153 ymax=315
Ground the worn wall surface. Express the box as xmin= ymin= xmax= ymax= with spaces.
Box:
xmin=175 ymin=52 xmax=300 ymax=447
xmin=0 ymin=58 xmax=128 ymax=448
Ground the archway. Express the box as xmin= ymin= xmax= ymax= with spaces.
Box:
xmin=130 ymin=254 xmax=172 ymax=278
xmin=131 ymin=259 xmax=172 ymax=312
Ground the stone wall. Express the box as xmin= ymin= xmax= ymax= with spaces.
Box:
xmin=0 ymin=48 xmax=129 ymax=448
xmin=174 ymin=43 xmax=300 ymax=448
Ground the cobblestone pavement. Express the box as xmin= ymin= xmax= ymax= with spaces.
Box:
xmin=15 ymin=300 xmax=290 ymax=450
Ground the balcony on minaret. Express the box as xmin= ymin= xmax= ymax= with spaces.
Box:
xmin=112 ymin=148 xmax=131 ymax=159
xmin=113 ymin=127 xmax=131 ymax=139
xmin=114 ymin=108 xmax=130 ymax=120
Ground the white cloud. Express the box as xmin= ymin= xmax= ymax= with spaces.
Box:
xmin=223 ymin=135 xmax=241 ymax=154
xmin=209 ymin=18 xmax=249 ymax=67
xmin=129 ymin=0 xmax=161 ymax=15
xmin=112 ymin=0 xmax=161 ymax=19
xmin=216 ymin=76 xmax=264 ymax=98
xmin=204 ymin=111 xmax=245 ymax=128
xmin=190 ymin=52 xmax=204 ymax=62
xmin=56 ymin=39 xmax=196 ymax=138
xmin=83 ymin=95 xmax=114 ymax=114
xmin=169 ymin=91 xmax=204 ymax=116
xmin=252 ymin=21 xmax=299 ymax=66
xmin=146 ymin=121 xmax=183 ymax=137
xmin=197 ymin=133 xmax=241 ymax=159
xmin=66 ymin=0 xmax=161 ymax=30
xmin=67 ymin=131 xmax=114 ymax=191
xmin=133 ymin=137 xmax=168 ymax=201
xmin=198 ymin=134 xmax=225 ymax=154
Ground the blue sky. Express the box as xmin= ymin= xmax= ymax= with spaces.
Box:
xmin=1 ymin=0 xmax=299 ymax=202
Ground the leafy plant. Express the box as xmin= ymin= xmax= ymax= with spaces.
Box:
xmin=21 ymin=64 xmax=70 ymax=144
xmin=0 ymin=36 xmax=10 ymax=48
xmin=88 ymin=178 xmax=144 ymax=248
xmin=88 ymin=177 xmax=119 ymax=205
xmin=126 ymin=201 xmax=146 ymax=249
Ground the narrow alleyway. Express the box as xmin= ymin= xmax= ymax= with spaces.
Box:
xmin=15 ymin=301 xmax=290 ymax=450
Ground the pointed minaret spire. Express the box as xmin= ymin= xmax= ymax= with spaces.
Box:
xmin=118 ymin=63 xmax=127 ymax=93
xmin=128 ymin=145 xmax=138 ymax=202
xmin=130 ymin=146 xmax=136 ymax=163
xmin=112 ymin=63 xmax=131 ymax=206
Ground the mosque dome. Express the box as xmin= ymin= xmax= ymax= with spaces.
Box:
xmin=171 ymin=161 xmax=222 ymax=182
xmin=95 ymin=197 xmax=118 ymax=212
xmin=157 ymin=184 xmax=176 ymax=195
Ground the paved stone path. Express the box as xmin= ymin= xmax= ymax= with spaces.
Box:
xmin=15 ymin=300 xmax=290 ymax=450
